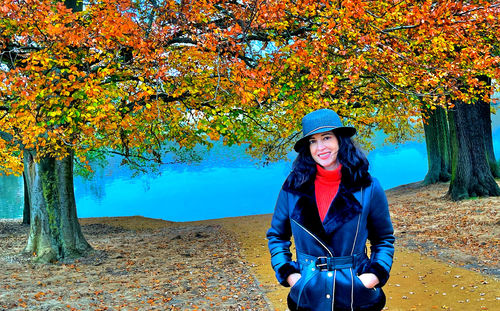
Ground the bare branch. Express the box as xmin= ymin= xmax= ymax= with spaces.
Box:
xmin=455 ymin=2 xmax=500 ymax=17
xmin=374 ymin=73 xmax=446 ymax=97
xmin=381 ymin=24 xmax=419 ymax=33
xmin=102 ymin=149 xmax=184 ymax=166
xmin=0 ymin=106 xmax=8 ymax=122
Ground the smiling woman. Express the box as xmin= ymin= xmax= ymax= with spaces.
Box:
xmin=267 ymin=109 xmax=395 ymax=311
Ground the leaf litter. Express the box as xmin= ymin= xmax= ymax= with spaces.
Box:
xmin=0 ymin=218 xmax=269 ymax=310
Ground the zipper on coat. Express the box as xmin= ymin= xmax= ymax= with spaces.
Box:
xmin=291 ymin=219 xmax=333 ymax=309
xmin=344 ymin=189 xmax=364 ymax=311
xmin=332 ymin=270 xmax=336 ymax=311
xmin=292 ymin=188 xmax=364 ymax=311
xmin=291 ymin=219 xmax=333 ymax=257
xmin=349 ymin=188 xmax=363 ymax=311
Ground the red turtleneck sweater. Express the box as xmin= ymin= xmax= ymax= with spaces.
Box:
xmin=315 ymin=164 xmax=342 ymax=222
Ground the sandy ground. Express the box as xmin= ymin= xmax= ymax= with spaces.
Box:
xmin=0 ymin=218 xmax=269 ymax=310
xmin=0 ymin=181 xmax=499 ymax=310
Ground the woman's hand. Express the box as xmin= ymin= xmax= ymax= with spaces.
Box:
xmin=358 ymin=273 xmax=380 ymax=289
xmin=287 ymin=273 xmax=302 ymax=287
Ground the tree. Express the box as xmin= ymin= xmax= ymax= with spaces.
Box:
xmin=395 ymin=1 xmax=500 ymax=199
xmin=0 ymin=0 xmax=268 ymax=262
xmin=448 ymin=78 xmax=500 ymax=199
xmin=399 ymin=2 xmax=500 ymax=198
xmin=1 ymin=0 xmax=499 ymax=262
xmin=422 ymin=105 xmax=451 ymax=185
xmin=17 ymin=0 xmax=92 ymax=262
xmin=239 ymin=0 xmax=500 ymax=199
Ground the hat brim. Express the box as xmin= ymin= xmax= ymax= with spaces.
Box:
xmin=293 ymin=126 xmax=356 ymax=152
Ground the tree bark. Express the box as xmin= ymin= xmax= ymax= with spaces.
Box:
xmin=22 ymin=173 xmax=30 ymax=225
xmin=476 ymin=77 xmax=500 ymax=178
xmin=481 ymin=104 xmax=500 ymax=178
xmin=422 ymin=105 xmax=451 ymax=185
xmin=448 ymin=99 xmax=500 ymax=200
xmin=23 ymin=150 xmax=92 ymax=263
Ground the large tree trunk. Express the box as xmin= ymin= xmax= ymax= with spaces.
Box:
xmin=481 ymin=104 xmax=500 ymax=177
xmin=448 ymin=99 xmax=500 ymax=200
xmin=22 ymin=173 xmax=30 ymax=225
xmin=422 ymin=105 xmax=451 ymax=185
xmin=477 ymin=77 xmax=500 ymax=178
xmin=20 ymin=0 xmax=90 ymax=263
xmin=23 ymin=150 xmax=92 ymax=263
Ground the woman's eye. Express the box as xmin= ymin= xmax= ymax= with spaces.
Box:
xmin=309 ymin=140 xmax=316 ymax=144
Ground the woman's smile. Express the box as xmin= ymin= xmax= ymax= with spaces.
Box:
xmin=317 ymin=151 xmax=331 ymax=159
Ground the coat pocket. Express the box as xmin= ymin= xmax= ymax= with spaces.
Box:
xmin=354 ymin=274 xmax=377 ymax=290
xmin=289 ymin=274 xmax=304 ymax=296
xmin=289 ymin=265 xmax=320 ymax=308
xmin=330 ymin=269 xmax=381 ymax=308
xmin=352 ymin=273 xmax=381 ymax=305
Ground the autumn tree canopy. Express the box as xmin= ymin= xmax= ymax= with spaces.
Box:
xmin=0 ymin=0 xmax=498 ymax=261
xmin=234 ymin=0 xmax=499 ymax=160
xmin=0 ymin=0 xmax=273 ymax=262
xmin=1 ymin=0 xmax=498 ymax=170
xmin=0 ymin=0 xmax=271 ymax=175
xmin=240 ymin=0 xmax=499 ymax=199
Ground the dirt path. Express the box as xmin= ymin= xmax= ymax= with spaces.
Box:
xmin=211 ymin=181 xmax=499 ymax=311
xmin=213 ymin=214 xmax=499 ymax=311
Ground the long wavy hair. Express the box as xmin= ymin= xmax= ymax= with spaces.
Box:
xmin=284 ymin=132 xmax=371 ymax=190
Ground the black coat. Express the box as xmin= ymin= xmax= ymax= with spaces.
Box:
xmin=267 ymin=175 xmax=395 ymax=311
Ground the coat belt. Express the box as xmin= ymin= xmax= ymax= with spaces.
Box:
xmin=297 ymin=252 xmax=364 ymax=271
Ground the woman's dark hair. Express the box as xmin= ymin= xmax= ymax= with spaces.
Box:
xmin=284 ymin=132 xmax=371 ymax=190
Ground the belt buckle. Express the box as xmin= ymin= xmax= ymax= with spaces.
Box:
xmin=315 ymin=256 xmax=328 ymax=271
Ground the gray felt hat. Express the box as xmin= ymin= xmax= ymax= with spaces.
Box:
xmin=293 ymin=109 xmax=356 ymax=152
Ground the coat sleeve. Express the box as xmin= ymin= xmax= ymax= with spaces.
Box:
xmin=364 ymin=178 xmax=395 ymax=287
xmin=266 ymin=188 xmax=300 ymax=287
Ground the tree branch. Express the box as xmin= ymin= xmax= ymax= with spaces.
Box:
xmin=374 ymin=73 xmax=446 ymax=97
xmin=0 ymin=106 xmax=8 ymax=122
xmin=0 ymin=130 xmax=13 ymax=142
xmin=381 ymin=24 xmax=419 ymax=33
xmin=455 ymin=2 xmax=500 ymax=17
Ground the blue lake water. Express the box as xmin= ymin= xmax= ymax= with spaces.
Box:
xmin=1 ymin=113 xmax=499 ymax=222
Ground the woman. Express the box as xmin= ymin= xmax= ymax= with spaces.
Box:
xmin=267 ymin=109 xmax=395 ymax=311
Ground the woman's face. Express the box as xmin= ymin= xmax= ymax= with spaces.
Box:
xmin=309 ymin=131 xmax=339 ymax=170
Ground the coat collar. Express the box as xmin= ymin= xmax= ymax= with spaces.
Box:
xmin=284 ymin=166 xmax=371 ymax=196
xmin=285 ymin=178 xmax=363 ymax=240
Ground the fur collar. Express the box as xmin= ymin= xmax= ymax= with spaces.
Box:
xmin=284 ymin=178 xmax=363 ymax=241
